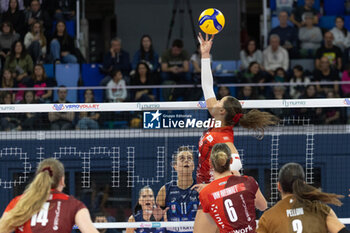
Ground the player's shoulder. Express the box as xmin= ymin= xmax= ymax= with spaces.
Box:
xmin=5 ymin=195 xmax=23 ymax=212
xmin=262 ymin=198 xmax=287 ymax=217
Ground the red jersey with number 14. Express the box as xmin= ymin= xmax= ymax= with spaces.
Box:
xmin=199 ymin=175 xmax=258 ymax=233
xmin=4 ymin=190 xmax=86 ymax=233
xmin=197 ymin=126 xmax=234 ymax=184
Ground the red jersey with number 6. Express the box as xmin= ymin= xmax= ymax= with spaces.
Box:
xmin=199 ymin=175 xmax=258 ymax=233
xmin=4 ymin=190 xmax=86 ymax=233
xmin=197 ymin=126 xmax=234 ymax=184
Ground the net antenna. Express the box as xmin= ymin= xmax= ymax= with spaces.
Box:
xmin=166 ymin=0 xmax=197 ymax=48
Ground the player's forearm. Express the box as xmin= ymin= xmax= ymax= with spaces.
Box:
xmin=201 ymin=58 xmax=216 ymax=100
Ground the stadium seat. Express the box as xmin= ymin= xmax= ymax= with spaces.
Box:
xmin=211 ymin=60 xmax=237 ymax=83
xmin=80 ymin=64 xmax=104 ymax=102
xmin=324 ymin=0 xmax=345 ymax=15
xmin=290 ymin=59 xmax=315 ymax=72
xmin=345 ymin=16 xmax=350 ymax=31
xmin=43 ymin=64 xmax=54 ymax=78
xmin=54 ymin=64 xmax=80 ymax=102
xmin=52 ymin=20 xmax=76 ymax=37
xmin=318 ymin=16 xmax=336 ymax=30
xmin=270 ymin=0 xmax=277 ymax=11
xmin=297 ymin=0 xmax=320 ymax=10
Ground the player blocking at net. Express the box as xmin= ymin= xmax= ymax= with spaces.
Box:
xmin=193 ymin=143 xmax=267 ymax=233
xmin=196 ymin=32 xmax=278 ymax=185
xmin=0 ymin=158 xmax=99 ymax=233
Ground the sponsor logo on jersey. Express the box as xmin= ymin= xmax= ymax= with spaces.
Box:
xmin=210 ymin=183 xmax=246 ymax=201
xmin=53 ymin=201 xmax=61 ymax=231
xmin=171 ymin=204 xmax=176 ymax=213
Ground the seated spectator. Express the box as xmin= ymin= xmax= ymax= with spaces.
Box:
xmin=94 ymin=213 xmax=119 ymax=233
xmin=131 ymin=35 xmax=159 ymax=74
xmin=239 ymin=38 xmax=262 ymax=70
xmin=24 ymin=21 xmax=47 ymax=63
xmin=313 ymin=56 xmax=340 ymax=96
xmin=263 ymin=34 xmax=289 ymax=76
xmin=101 ymin=37 xmax=131 ymax=85
xmin=156 ymin=146 xmax=199 ymax=231
xmin=273 ymin=67 xmax=288 ymax=83
xmin=276 ymin=0 xmax=294 ymax=14
xmin=330 ymin=16 xmax=350 ymax=52
xmin=341 ymin=64 xmax=350 ymax=97
xmin=48 ymin=86 xmax=75 ymax=130
xmin=76 ymin=89 xmax=100 ymax=130
xmin=269 ymin=11 xmax=298 ymax=58
xmin=289 ymin=65 xmax=311 ymax=99
xmin=130 ymin=62 xmax=155 ymax=102
xmin=1 ymin=69 xmax=15 ymax=101
xmin=161 ymin=39 xmax=190 ymax=100
xmin=237 ymin=86 xmax=258 ymax=100
xmin=239 ymin=61 xmax=266 ymax=98
xmin=0 ymin=21 xmax=20 ymax=63
xmin=4 ymin=40 xmax=33 ymax=91
xmin=24 ymin=0 xmax=51 ymax=38
xmin=29 ymin=64 xmax=53 ymax=102
xmin=0 ymin=0 xmax=24 ymax=13
xmin=270 ymin=86 xmax=290 ymax=118
xmin=19 ymin=90 xmax=40 ymax=130
xmin=50 ymin=20 xmax=77 ymax=64
xmin=106 ymin=69 xmax=127 ymax=102
xmin=299 ymin=85 xmax=324 ymax=124
xmin=0 ymin=91 xmax=21 ymax=131
xmin=2 ymin=0 xmax=26 ymax=38
xmin=217 ymin=86 xmax=231 ymax=100
xmin=298 ymin=13 xmax=322 ymax=58
xmin=315 ymin=31 xmax=342 ymax=71
xmin=126 ymin=186 xmax=167 ymax=233
xmin=324 ymin=90 xmax=341 ymax=124
xmin=290 ymin=0 xmax=319 ymax=28
xmin=53 ymin=0 xmax=76 ymax=21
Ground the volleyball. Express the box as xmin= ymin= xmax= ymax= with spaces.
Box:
xmin=198 ymin=8 xmax=225 ymax=35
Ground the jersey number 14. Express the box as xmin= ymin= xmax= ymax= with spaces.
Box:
xmin=31 ymin=202 xmax=50 ymax=226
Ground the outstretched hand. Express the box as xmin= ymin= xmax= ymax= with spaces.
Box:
xmin=197 ymin=32 xmax=214 ymax=59
xmin=152 ymin=205 xmax=169 ymax=221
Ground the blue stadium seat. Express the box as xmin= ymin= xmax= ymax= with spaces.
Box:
xmin=52 ymin=20 xmax=76 ymax=37
xmin=345 ymin=16 xmax=350 ymax=31
xmin=54 ymin=64 xmax=80 ymax=102
xmin=297 ymin=0 xmax=320 ymax=10
xmin=270 ymin=0 xmax=277 ymax=11
xmin=324 ymin=0 xmax=345 ymax=15
xmin=211 ymin=60 xmax=237 ymax=83
xmin=80 ymin=64 xmax=104 ymax=102
xmin=318 ymin=16 xmax=336 ymax=29
xmin=43 ymin=64 xmax=54 ymax=78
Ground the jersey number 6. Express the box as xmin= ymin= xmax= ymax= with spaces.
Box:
xmin=224 ymin=199 xmax=238 ymax=222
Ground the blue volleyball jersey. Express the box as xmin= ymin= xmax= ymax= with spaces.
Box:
xmin=133 ymin=210 xmax=166 ymax=233
xmin=165 ymin=181 xmax=199 ymax=233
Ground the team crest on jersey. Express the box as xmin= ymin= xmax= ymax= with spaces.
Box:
xmin=207 ymin=135 xmax=214 ymax=142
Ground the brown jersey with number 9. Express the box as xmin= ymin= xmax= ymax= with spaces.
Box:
xmin=5 ymin=190 xmax=86 ymax=233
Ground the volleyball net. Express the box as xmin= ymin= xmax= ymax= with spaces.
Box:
xmin=0 ymin=98 xmax=349 ymax=230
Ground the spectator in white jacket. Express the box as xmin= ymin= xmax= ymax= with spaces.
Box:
xmin=263 ymin=34 xmax=289 ymax=75
xmin=24 ymin=21 xmax=47 ymax=63
xmin=330 ymin=16 xmax=350 ymax=52
xmin=106 ymin=69 xmax=127 ymax=102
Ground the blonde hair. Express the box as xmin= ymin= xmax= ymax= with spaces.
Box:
xmin=210 ymin=143 xmax=231 ymax=173
xmin=0 ymin=158 xmax=64 ymax=232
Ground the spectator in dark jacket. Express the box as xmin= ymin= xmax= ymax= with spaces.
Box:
xmin=24 ymin=0 xmax=51 ymax=38
xmin=53 ymin=0 xmax=76 ymax=21
xmin=2 ymin=0 xmax=26 ymax=38
xmin=50 ymin=20 xmax=77 ymax=63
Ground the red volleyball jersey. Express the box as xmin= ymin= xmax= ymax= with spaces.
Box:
xmin=199 ymin=175 xmax=258 ymax=233
xmin=5 ymin=190 xmax=86 ymax=233
xmin=197 ymin=126 xmax=234 ymax=183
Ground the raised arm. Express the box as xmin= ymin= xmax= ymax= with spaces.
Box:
xmin=198 ymin=33 xmax=218 ymax=117
xmin=156 ymin=185 xmax=166 ymax=208
xmin=125 ymin=215 xmax=136 ymax=233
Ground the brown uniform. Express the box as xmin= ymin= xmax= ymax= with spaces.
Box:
xmin=257 ymin=195 xmax=330 ymax=233
xmin=5 ymin=189 xmax=86 ymax=233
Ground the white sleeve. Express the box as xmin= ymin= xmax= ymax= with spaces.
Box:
xmin=201 ymin=58 xmax=216 ymax=100
xmin=230 ymin=153 xmax=242 ymax=171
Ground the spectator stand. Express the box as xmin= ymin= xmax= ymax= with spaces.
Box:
xmin=53 ymin=64 xmax=80 ymax=102
xmin=211 ymin=60 xmax=241 ymax=97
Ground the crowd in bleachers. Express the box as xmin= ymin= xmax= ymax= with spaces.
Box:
xmin=0 ymin=0 xmax=350 ymax=130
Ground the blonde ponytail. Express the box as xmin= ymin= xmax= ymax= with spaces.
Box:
xmin=0 ymin=158 xmax=64 ymax=232
xmin=211 ymin=143 xmax=231 ymax=174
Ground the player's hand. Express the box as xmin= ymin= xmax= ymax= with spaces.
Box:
xmin=197 ymin=32 xmax=214 ymax=59
xmin=152 ymin=205 xmax=169 ymax=221
xmin=191 ymin=183 xmax=207 ymax=193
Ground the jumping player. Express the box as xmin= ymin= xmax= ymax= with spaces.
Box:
xmin=194 ymin=143 xmax=267 ymax=233
xmin=0 ymin=158 xmax=98 ymax=233
xmin=197 ymin=33 xmax=278 ymax=184
xmin=156 ymin=146 xmax=199 ymax=233
xmin=257 ymin=162 xmax=349 ymax=233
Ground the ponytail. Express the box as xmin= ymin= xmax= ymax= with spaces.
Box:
xmin=223 ymin=97 xmax=278 ymax=139
xmin=292 ymin=179 xmax=343 ymax=207
xmin=0 ymin=158 xmax=64 ymax=232
xmin=210 ymin=143 xmax=231 ymax=174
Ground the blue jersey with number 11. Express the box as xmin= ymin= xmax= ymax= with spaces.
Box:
xmin=165 ymin=181 xmax=199 ymax=233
